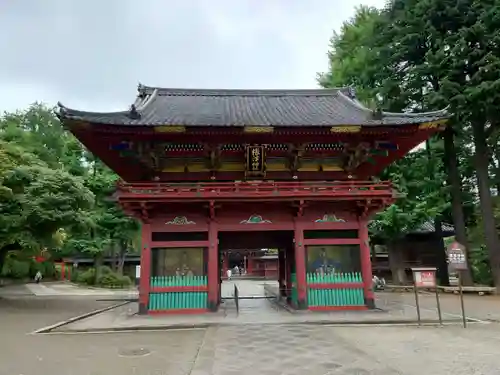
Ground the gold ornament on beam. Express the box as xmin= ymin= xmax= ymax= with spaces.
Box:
xmin=244 ymin=126 xmax=274 ymax=133
xmin=330 ymin=126 xmax=362 ymax=133
xmin=418 ymin=119 xmax=448 ymax=130
xmin=154 ymin=125 xmax=186 ymax=133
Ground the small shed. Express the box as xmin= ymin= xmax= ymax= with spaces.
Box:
xmin=371 ymin=221 xmax=454 ymax=285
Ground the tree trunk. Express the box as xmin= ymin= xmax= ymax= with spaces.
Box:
xmin=425 ymin=139 xmax=451 ymax=286
xmin=110 ymin=242 xmax=119 ymax=272
xmin=434 ymin=218 xmax=450 ymax=286
xmin=443 ymin=127 xmax=474 ymax=285
xmin=388 ymin=241 xmax=407 ymax=285
xmin=494 ymin=148 xmax=500 ymax=196
xmin=472 ymin=121 xmax=500 ymax=288
xmin=94 ymin=253 xmax=103 ymax=284
xmin=116 ymin=241 xmax=127 ymax=275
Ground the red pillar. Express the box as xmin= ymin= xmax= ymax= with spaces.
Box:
xmin=359 ymin=218 xmax=375 ymax=309
xmin=294 ymin=221 xmax=307 ymax=309
xmin=207 ymin=220 xmax=219 ymax=311
xmin=247 ymin=254 xmax=253 ymax=275
xmin=286 ymin=246 xmax=292 ymax=300
xmin=138 ymin=222 xmax=152 ymax=315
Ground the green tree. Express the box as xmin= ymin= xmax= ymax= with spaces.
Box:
xmin=0 ymin=104 xmax=138 ymax=278
xmin=0 ymin=139 xmax=94 ymax=276
xmin=380 ymin=0 xmax=500 ymax=285
xmin=318 ymin=1 xmax=500 ymax=285
xmin=318 ymin=5 xmax=455 ymax=284
xmin=369 ymin=146 xmax=450 ymax=283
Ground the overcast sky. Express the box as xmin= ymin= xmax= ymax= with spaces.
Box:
xmin=0 ymin=0 xmax=386 ymax=113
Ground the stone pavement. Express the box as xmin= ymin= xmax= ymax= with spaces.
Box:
xmin=2 ymin=289 xmax=500 ymax=374
xmin=221 ymin=278 xmax=273 ymax=298
xmin=378 ymin=290 xmax=500 ymax=322
xmin=191 ymin=324 xmax=500 ymax=375
xmin=51 ymin=280 xmax=500 ymax=333
xmin=0 ymin=281 xmax=138 ymax=298
xmin=11 ymin=322 xmax=500 ymax=374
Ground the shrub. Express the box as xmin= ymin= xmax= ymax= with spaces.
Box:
xmin=73 ymin=266 xmax=132 ymax=288
xmin=96 ymin=272 xmax=132 ymax=289
xmin=70 ymin=267 xmax=80 ymax=282
xmin=1 ymin=258 xmax=30 ymax=279
xmin=54 ymin=264 xmax=61 ymax=280
xmin=469 ymin=246 xmax=493 ymax=286
xmin=76 ymin=267 xmax=96 ymax=285
xmin=29 ymin=260 xmax=55 ymax=278
xmin=99 ymin=265 xmax=113 ymax=275
xmin=43 ymin=262 xmax=56 ymax=278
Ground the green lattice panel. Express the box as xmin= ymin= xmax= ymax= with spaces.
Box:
xmin=307 ymin=272 xmax=365 ymax=307
xmin=148 ymin=291 xmax=208 ymax=310
xmin=148 ymin=275 xmax=208 ymax=311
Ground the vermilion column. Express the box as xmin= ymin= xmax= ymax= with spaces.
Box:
xmin=286 ymin=247 xmax=292 ymax=301
xmin=359 ymin=218 xmax=375 ymax=308
xmin=294 ymin=221 xmax=307 ymax=309
xmin=138 ymin=222 xmax=152 ymax=315
xmin=247 ymin=255 xmax=253 ymax=275
xmin=207 ymin=220 xmax=219 ymax=311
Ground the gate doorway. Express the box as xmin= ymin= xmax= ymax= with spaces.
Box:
xmin=217 ymin=231 xmax=295 ymax=314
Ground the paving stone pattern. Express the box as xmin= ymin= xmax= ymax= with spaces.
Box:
xmin=192 ymin=325 xmax=400 ymax=375
xmin=3 ymin=297 xmax=500 ymax=375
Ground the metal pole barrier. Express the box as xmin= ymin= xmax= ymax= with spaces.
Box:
xmin=413 ymin=281 xmax=421 ymax=326
xmin=435 ymin=285 xmax=442 ymax=325
xmin=234 ymin=284 xmax=239 ymax=316
xmin=458 ymin=272 xmax=466 ymax=328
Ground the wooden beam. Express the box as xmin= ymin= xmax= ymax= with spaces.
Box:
xmin=150 ymin=241 xmax=209 ymax=248
xmin=303 ymin=238 xmax=361 ymax=246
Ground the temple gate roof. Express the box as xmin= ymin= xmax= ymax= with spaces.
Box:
xmin=58 ymin=85 xmax=448 ymax=127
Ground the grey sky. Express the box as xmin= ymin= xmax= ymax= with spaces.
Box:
xmin=0 ymin=0 xmax=385 ymax=113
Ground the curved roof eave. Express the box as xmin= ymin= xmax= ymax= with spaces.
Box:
xmin=57 ymin=89 xmax=159 ymax=124
xmin=57 ymin=85 xmax=450 ymax=127
xmin=381 ymin=106 xmax=450 ymax=119
xmin=57 ymin=102 xmax=133 ymax=124
xmin=57 ymin=102 xmax=129 ymax=118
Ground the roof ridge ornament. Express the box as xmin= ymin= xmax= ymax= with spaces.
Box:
xmin=137 ymin=83 xmax=148 ymax=99
xmin=372 ymin=108 xmax=383 ymax=120
xmin=127 ymin=104 xmax=141 ymax=120
xmin=346 ymin=86 xmax=357 ymax=99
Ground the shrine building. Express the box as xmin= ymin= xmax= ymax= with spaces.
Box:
xmin=58 ymin=85 xmax=447 ymax=314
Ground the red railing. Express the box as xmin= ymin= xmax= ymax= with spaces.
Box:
xmin=116 ymin=180 xmax=394 ymax=201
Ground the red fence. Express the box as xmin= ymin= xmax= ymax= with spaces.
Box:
xmin=116 ymin=181 xmax=394 ymax=201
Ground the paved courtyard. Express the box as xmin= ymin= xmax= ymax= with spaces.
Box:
xmin=2 ymin=280 xmax=500 ymax=374
xmin=2 ymin=304 xmax=500 ymax=374
xmin=0 ymin=281 xmax=138 ymax=298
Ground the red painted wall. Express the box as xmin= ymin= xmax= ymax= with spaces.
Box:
xmin=147 ymin=204 xmax=361 ymax=236
xmin=253 ymin=259 xmax=278 ymax=279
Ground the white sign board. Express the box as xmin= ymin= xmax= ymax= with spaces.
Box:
xmin=135 ymin=265 xmax=141 ymax=278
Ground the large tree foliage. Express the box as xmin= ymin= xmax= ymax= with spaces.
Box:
xmin=319 ymin=1 xmax=500 ymax=285
xmin=0 ymin=104 xmax=138 ymax=278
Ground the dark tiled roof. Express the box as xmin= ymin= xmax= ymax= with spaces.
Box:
xmin=413 ymin=221 xmax=454 ymax=235
xmin=58 ymin=85 xmax=449 ymax=127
